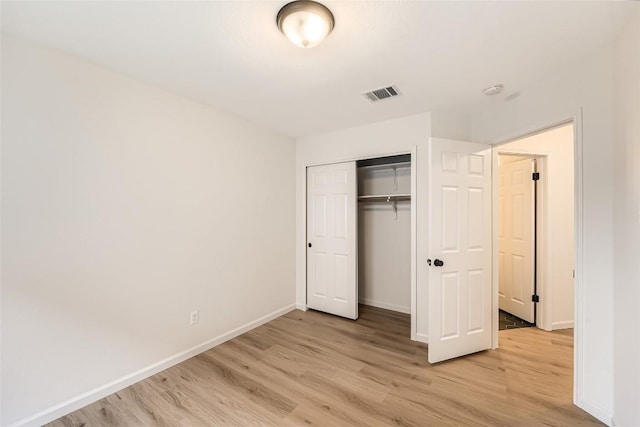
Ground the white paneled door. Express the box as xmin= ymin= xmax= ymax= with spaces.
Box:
xmin=306 ymin=162 xmax=358 ymax=320
xmin=498 ymin=158 xmax=535 ymax=323
xmin=428 ymin=138 xmax=492 ymax=363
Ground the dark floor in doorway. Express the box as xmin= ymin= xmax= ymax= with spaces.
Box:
xmin=499 ymin=310 xmax=534 ymax=330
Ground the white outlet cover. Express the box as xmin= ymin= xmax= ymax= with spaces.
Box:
xmin=190 ymin=310 xmax=199 ymax=325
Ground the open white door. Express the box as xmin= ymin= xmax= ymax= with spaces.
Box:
xmin=428 ymin=138 xmax=492 ymax=363
xmin=498 ymin=158 xmax=535 ymax=323
xmin=306 ymin=161 xmax=358 ymax=320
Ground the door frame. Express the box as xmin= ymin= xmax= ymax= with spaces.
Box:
xmin=489 ymin=113 xmax=583 ymax=406
xmin=301 ymin=147 xmax=418 ymax=340
xmin=494 ymin=153 xmax=548 ymax=328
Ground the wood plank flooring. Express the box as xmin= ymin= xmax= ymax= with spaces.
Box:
xmin=49 ymin=305 xmax=603 ymax=426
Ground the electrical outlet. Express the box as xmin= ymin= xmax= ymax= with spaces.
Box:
xmin=190 ymin=310 xmax=199 ymax=325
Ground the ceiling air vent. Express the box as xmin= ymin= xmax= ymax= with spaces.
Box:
xmin=362 ymin=85 xmax=401 ymax=102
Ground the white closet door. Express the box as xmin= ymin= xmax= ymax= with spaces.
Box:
xmin=498 ymin=158 xmax=535 ymax=323
xmin=306 ymin=162 xmax=358 ymax=320
xmin=428 ymin=138 xmax=492 ymax=363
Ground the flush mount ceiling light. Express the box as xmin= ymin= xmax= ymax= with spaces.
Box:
xmin=277 ymin=1 xmax=335 ymax=48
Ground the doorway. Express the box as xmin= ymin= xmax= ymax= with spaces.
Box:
xmin=498 ymin=154 xmax=538 ymax=328
xmin=493 ymin=122 xmax=575 ymax=334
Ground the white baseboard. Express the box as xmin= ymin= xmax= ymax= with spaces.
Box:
xmin=415 ymin=332 xmax=429 ymax=344
xmin=9 ymin=304 xmax=297 ymax=427
xmin=358 ymin=298 xmax=410 ymax=314
xmin=552 ymin=320 xmax=575 ymax=330
xmin=575 ymin=397 xmax=612 ymax=426
xmin=295 ymin=302 xmax=307 ymax=311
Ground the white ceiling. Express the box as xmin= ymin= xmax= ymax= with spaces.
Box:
xmin=1 ymin=1 xmax=636 ymax=137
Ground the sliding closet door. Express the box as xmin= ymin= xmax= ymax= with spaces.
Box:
xmin=306 ymin=162 xmax=358 ymax=320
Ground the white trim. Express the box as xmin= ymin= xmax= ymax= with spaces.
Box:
xmin=575 ymin=397 xmax=612 ymax=427
xmin=551 ymin=320 xmax=575 ymax=330
xmin=8 ymin=304 xmax=297 ymax=427
xmin=303 ymin=150 xmax=412 ymax=168
xmin=410 ymin=145 xmax=418 ymax=340
xmin=573 ymin=110 xmax=585 ymax=412
xmin=491 ymin=149 xmax=499 ymax=348
xmin=536 ymin=157 xmax=551 ymax=331
xmin=415 ymin=332 xmax=429 ymax=344
xmin=358 ymin=298 xmax=410 ymax=314
xmin=300 ymin=164 xmax=308 ymax=310
xmin=295 ymin=303 xmax=307 ymax=311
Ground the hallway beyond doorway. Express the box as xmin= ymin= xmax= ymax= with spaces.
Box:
xmin=499 ymin=309 xmax=534 ymax=330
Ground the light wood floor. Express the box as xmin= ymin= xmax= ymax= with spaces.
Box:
xmin=49 ymin=306 xmax=602 ymax=426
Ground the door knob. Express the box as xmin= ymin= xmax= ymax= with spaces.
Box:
xmin=308 ymin=243 xmax=312 ymax=248
xmin=434 ymin=259 xmax=444 ymax=267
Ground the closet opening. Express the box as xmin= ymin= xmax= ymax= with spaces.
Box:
xmin=305 ymin=152 xmax=414 ymax=338
xmin=357 ymin=154 xmax=412 ymax=334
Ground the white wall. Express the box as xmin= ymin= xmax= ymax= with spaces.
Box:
xmin=497 ymin=124 xmax=575 ymax=330
xmin=1 ymin=36 xmax=296 ymax=426
xmin=612 ymin=7 xmax=640 ymax=427
xmin=296 ymin=113 xmax=431 ymax=341
xmin=430 ymin=110 xmax=472 ymax=142
xmin=358 ymin=165 xmax=411 ymax=313
xmin=471 ymin=37 xmax=616 ymax=424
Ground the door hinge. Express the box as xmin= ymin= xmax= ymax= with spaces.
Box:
xmin=532 ymin=172 xmax=540 ymax=181
xmin=532 ymin=294 xmax=540 ymax=303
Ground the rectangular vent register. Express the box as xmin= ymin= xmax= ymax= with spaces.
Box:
xmin=362 ymin=85 xmax=401 ymax=102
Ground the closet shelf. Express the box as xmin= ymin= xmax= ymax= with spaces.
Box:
xmin=358 ymin=194 xmax=411 ymax=202
xmin=357 ymin=161 xmax=411 ymax=171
